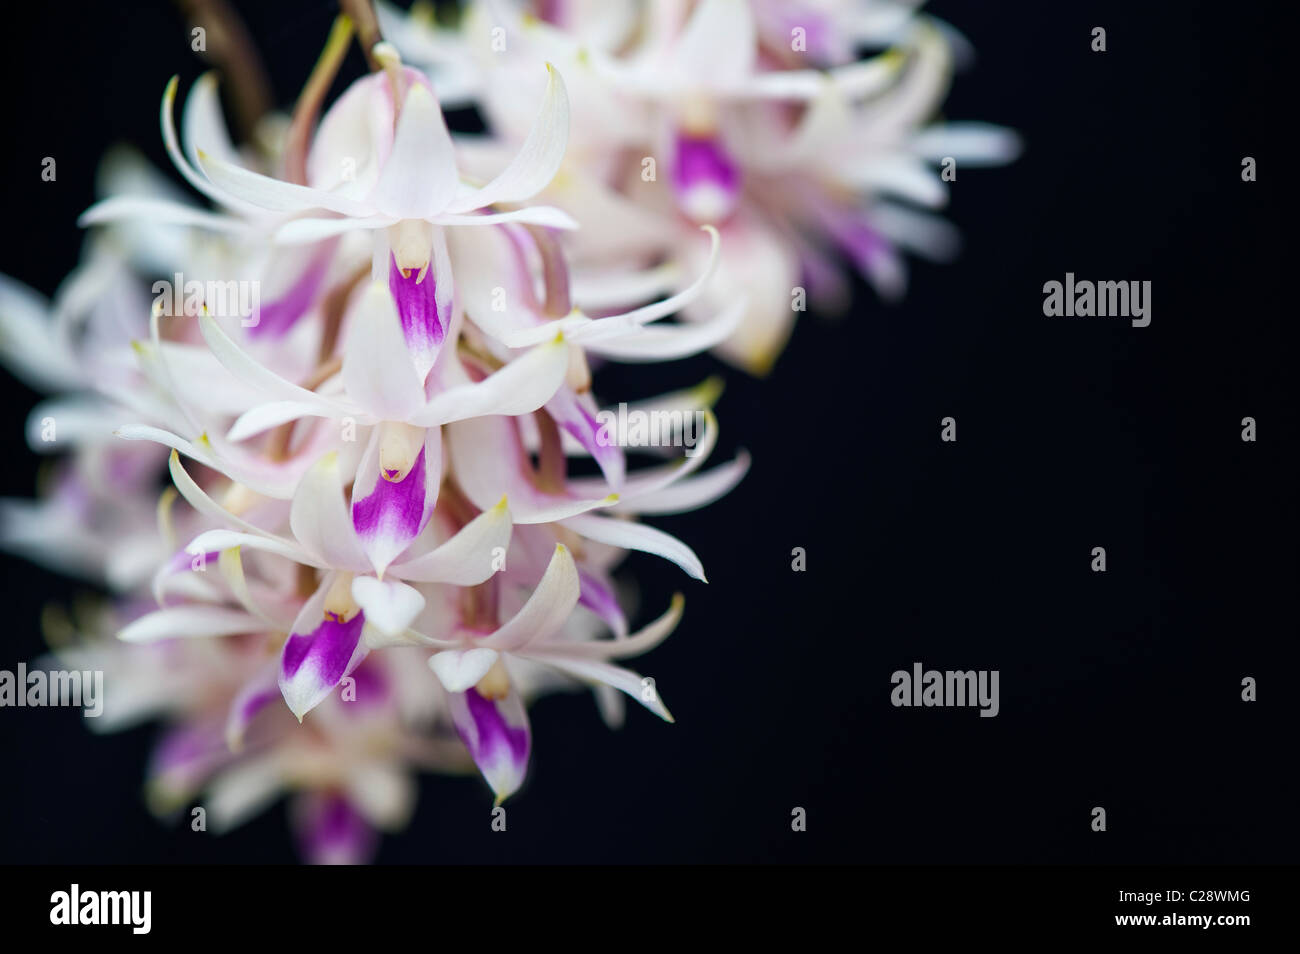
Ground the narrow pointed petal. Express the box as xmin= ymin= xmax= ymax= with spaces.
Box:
xmin=670 ymin=0 xmax=756 ymax=90
xmin=342 ymin=282 xmax=427 ymax=420
xmin=118 ymin=605 xmax=262 ymax=643
xmin=196 ymin=149 xmax=375 ymax=216
xmin=430 ymin=206 xmax=578 ymax=229
xmin=78 ymin=195 xmax=251 ymax=233
xmin=578 ymin=568 xmax=627 ymax=638
xmin=618 ymin=451 xmax=751 ymax=515
xmin=443 ymin=64 xmax=569 ymax=213
xmin=371 ymin=83 xmax=460 ymax=219
xmin=562 ymin=513 xmax=707 ymax=582
xmin=290 ymin=453 xmax=371 ymax=572
xmin=583 ymin=300 xmax=746 ymax=361
xmin=408 ymin=335 xmax=569 ymax=426
xmin=182 ymin=71 xmax=239 ymax=168
xmin=225 ymin=663 xmax=280 ymax=751
xmin=197 ymin=314 xmax=339 ymax=416
xmin=534 ymin=655 xmax=673 ymax=722
xmin=446 ymin=416 xmax=618 ymax=524
xmin=389 ymin=495 xmax=511 ymax=585
xmin=545 ymin=386 xmax=625 ymax=489
xmin=482 ymin=544 xmax=580 ymax=650
xmin=554 ymin=593 xmax=685 ymax=660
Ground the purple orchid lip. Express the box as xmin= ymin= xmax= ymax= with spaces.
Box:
xmin=352 ymin=446 xmax=428 ymax=546
xmin=295 ymin=792 xmax=377 ymax=866
xmin=462 ymin=687 xmax=528 ymax=765
xmin=388 ymin=252 xmax=446 ymax=366
xmin=452 ymin=686 xmax=530 ymax=802
xmin=280 ymin=610 xmax=367 ymax=718
xmin=672 ymin=133 xmax=742 ymax=224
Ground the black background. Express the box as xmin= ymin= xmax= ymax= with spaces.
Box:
xmin=0 ymin=0 xmax=1293 ymax=864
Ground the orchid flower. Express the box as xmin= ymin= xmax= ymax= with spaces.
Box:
xmin=422 ymin=543 xmax=682 ymax=803
xmin=384 ymin=0 xmax=1020 ymax=372
xmin=0 ymin=5 xmax=766 ymax=862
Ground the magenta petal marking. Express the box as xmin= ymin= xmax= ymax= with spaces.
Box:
xmin=579 ymin=569 xmax=627 ymax=639
xmin=548 ymin=389 xmax=625 ymax=489
xmin=294 ymin=793 xmax=377 ymax=865
xmin=149 ymin=723 xmax=229 ymax=795
xmin=351 ymin=446 xmax=428 ymax=548
xmin=341 ymin=657 xmax=389 ymax=711
xmin=225 ymin=668 xmax=280 ymax=747
xmin=830 ymin=218 xmax=890 ymax=274
xmin=281 ymin=611 xmax=367 ymax=705
xmin=164 ymin=548 xmax=217 ymax=574
xmin=388 ymin=252 xmax=446 ymax=359
xmin=453 ymin=688 xmax=530 ymax=798
xmin=251 ymin=243 xmax=335 ymax=339
xmin=673 ymin=133 xmax=741 ymax=222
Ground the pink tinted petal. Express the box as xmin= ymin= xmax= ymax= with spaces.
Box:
xmin=147 ymin=721 xmax=231 ymax=804
xmin=225 ymin=663 xmax=281 ymax=750
xmin=546 ymin=386 xmax=625 ymax=490
xmin=579 ymin=567 xmax=627 ymax=638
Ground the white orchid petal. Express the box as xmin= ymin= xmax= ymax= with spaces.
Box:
xmin=371 ymin=83 xmax=461 ymax=219
xmin=351 ymin=576 xmax=426 ymax=638
xmin=481 ymin=544 xmax=580 ymax=650
xmin=428 ymin=648 xmax=500 ymax=693
xmin=444 ymin=64 xmax=569 ymax=213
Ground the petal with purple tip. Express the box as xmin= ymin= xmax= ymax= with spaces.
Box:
xmin=448 ymin=683 xmax=531 ymax=804
xmin=578 ymin=568 xmax=628 ymax=638
xmin=279 ymin=575 xmax=369 ymax=720
xmin=225 ymin=663 xmax=280 ymax=751
xmin=292 ymin=792 xmax=378 ymax=866
xmin=547 ymin=386 xmax=625 ymax=490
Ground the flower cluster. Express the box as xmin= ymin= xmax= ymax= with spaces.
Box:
xmin=378 ymin=0 xmax=1019 ymax=372
xmin=0 ymin=0 xmax=1010 ymax=862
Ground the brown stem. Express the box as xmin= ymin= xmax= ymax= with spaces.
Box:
xmin=175 ymin=0 xmax=273 ymax=141
xmin=523 ymin=225 xmax=572 ymax=317
xmin=284 ymin=16 xmax=355 ymax=185
xmin=534 ymin=408 xmax=567 ymax=492
xmin=318 ymin=262 xmax=371 ymax=362
xmin=339 ymin=0 xmax=384 ymax=70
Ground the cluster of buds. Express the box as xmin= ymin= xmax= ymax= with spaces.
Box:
xmin=0 ymin=0 xmax=1011 ymax=862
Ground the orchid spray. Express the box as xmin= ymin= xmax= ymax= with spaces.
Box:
xmin=0 ymin=2 xmax=750 ymax=862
